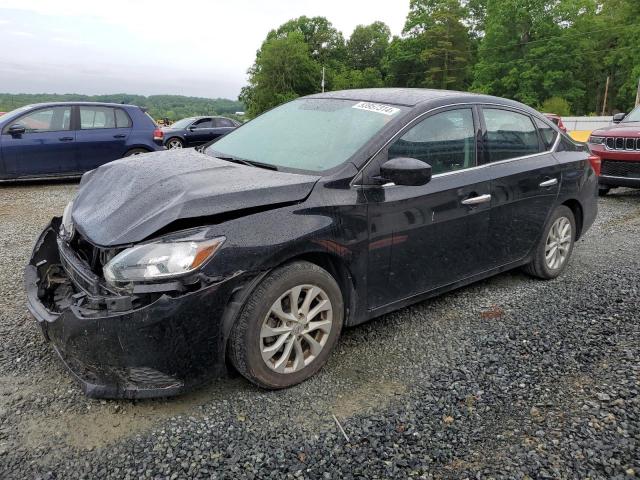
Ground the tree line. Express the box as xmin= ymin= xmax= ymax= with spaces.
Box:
xmin=0 ymin=93 xmax=245 ymax=121
xmin=240 ymin=0 xmax=640 ymax=118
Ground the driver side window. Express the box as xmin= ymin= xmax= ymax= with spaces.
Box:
xmin=388 ymin=108 xmax=476 ymax=175
xmin=193 ymin=119 xmax=213 ymax=129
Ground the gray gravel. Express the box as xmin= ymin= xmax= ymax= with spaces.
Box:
xmin=0 ymin=183 xmax=638 ymax=479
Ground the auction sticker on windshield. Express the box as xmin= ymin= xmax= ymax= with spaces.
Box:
xmin=352 ymin=102 xmax=400 ymax=116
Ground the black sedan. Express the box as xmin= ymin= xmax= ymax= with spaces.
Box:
xmin=25 ymin=89 xmax=598 ymax=398
xmin=162 ymin=115 xmax=240 ymax=149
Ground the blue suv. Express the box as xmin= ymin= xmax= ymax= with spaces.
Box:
xmin=0 ymin=102 xmax=164 ymax=181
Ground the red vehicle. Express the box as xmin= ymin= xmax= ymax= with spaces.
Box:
xmin=543 ymin=113 xmax=567 ymax=133
xmin=588 ymin=106 xmax=640 ymax=195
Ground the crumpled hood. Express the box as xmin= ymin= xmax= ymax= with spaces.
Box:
xmin=72 ymin=149 xmax=319 ymax=246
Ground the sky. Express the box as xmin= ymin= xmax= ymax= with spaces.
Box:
xmin=0 ymin=0 xmax=409 ymax=100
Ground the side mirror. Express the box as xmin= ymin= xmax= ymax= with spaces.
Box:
xmin=612 ymin=113 xmax=626 ymax=124
xmin=188 ymin=125 xmax=198 ymax=131
xmin=379 ymin=157 xmax=432 ymax=186
xmin=8 ymin=124 xmax=26 ymax=136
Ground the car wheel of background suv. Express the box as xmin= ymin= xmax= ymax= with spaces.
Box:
xmin=124 ymin=148 xmax=150 ymax=157
xmin=523 ymin=205 xmax=576 ymax=280
xmin=229 ymin=261 xmax=344 ymax=389
xmin=166 ymin=138 xmax=184 ymax=149
xmin=598 ymin=186 xmax=611 ymax=197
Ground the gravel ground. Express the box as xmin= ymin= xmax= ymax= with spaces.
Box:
xmin=0 ymin=183 xmax=638 ymax=479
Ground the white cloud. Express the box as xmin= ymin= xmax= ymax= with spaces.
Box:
xmin=0 ymin=1 xmax=410 ymax=98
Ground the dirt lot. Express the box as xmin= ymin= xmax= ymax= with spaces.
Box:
xmin=0 ymin=183 xmax=638 ymax=479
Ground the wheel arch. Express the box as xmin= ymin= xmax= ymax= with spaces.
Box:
xmin=219 ymin=250 xmax=358 ymax=372
xmin=124 ymin=146 xmax=152 ymax=156
xmin=561 ymin=198 xmax=584 ymax=240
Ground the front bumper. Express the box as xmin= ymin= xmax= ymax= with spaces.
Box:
xmin=24 ymin=220 xmax=249 ymax=399
xmin=599 ymin=175 xmax=640 ymax=189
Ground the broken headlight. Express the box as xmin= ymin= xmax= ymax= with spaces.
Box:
xmin=103 ymin=235 xmax=225 ymax=285
xmin=60 ymin=201 xmax=75 ymax=242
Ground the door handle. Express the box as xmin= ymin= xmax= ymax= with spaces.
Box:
xmin=461 ymin=193 xmax=492 ymax=206
xmin=539 ymin=178 xmax=558 ymax=188
xmin=58 ymin=136 xmax=73 ymax=141
xmin=113 ymin=134 xmax=126 ymax=138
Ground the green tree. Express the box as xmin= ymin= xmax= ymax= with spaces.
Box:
xmin=541 ymin=97 xmax=571 ymax=116
xmin=267 ymin=16 xmax=345 ymax=65
xmin=346 ymin=22 xmax=391 ymax=70
xmin=386 ymin=0 xmax=473 ymax=90
xmin=240 ymin=31 xmax=320 ymax=117
xmin=471 ymin=0 xmax=592 ymax=111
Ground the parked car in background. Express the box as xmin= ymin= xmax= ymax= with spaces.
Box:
xmin=543 ymin=113 xmax=567 ymax=133
xmin=162 ymin=116 xmax=240 ymax=149
xmin=26 ymin=89 xmax=598 ymax=398
xmin=0 ymin=102 xmax=164 ymax=181
xmin=588 ymin=105 xmax=640 ymax=195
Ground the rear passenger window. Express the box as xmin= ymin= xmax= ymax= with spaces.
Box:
xmin=115 ymin=109 xmax=132 ymax=128
xmin=534 ymin=118 xmax=557 ymax=150
xmin=80 ymin=106 xmax=116 ymax=129
xmin=483 ymin=108 xmax=541 ymax=162
xmin=215 ymin=118 xmax=235 ymax=127
xmin=388 ymin=108 xmax=476 ymax=175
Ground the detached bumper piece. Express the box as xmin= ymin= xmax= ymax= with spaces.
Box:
xmin=24 ymin=219 xmax=241 ymax=399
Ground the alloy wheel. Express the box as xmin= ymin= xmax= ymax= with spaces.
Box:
xmin=545 ymin=216 xmax=572 ymax=270
xmin=167 ymin=139 xmax=183 ymax=149
xmin=260 ymin=284 xmax=333 ymax=374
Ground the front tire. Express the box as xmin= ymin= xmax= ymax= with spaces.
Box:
xmin=229 ymin=261 xmax=344 ymax=389
xmin=523 ymin=205 xmax=576 ymax=279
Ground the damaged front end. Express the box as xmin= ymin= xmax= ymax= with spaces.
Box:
xmin=25 ymin=217 xmax=247 ymax=399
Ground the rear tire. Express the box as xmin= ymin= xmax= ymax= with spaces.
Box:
xmin=523 ymin=205 xmax=576 ymax=280
xmin=124 ymin=148 xmax=149 ymax=157
xmin=229 ymin=261 xmax=343 ymax=389
xmin=598 ymin=186 xmax=611 ymax=197
xmin=166 ymin=137 xmax=184 ymax=149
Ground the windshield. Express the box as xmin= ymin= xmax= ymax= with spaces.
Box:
xmin=623 ymin=106 xmax=640 ymax=122
xmin=204 ymin=98 xmax=407 ymax=172
xmin=169 ymin=117 xmax=196 ymax=129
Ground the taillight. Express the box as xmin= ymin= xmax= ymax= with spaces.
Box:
xmin=153 ymin=129 xmax=164 ymax=141
xmin=588 ymin=154 xmax=601 ymax=176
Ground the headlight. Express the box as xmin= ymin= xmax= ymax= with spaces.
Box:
xmin=60 ymin=201 xmax=75 ymax=241
xmin=103 ymin=235 xmax=225 ymax=284
xmin=588 ymin=136 xmax=605 ymax=145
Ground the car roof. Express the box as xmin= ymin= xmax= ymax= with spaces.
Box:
xmin=304 ymin=88 xmax=534 ymax=111
xmin=17 ymin=102 xmax=141 ymax=109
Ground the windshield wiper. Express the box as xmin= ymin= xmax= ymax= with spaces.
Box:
xmin=214 ymin=155 xmax=278 ymax=171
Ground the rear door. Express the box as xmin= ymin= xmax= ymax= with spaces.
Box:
xmin=0 ymin=105 xmax=76 ymax=177
xmin=480 ymin=107 xmax=562 ymax=266
xmin=75 ymin=105 xmax=131 ymax=170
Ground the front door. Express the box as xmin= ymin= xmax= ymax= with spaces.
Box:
xmin=0 ymin=105 xmax=76 ymax=177
xmin=480 ymin=107 xmax=561 ymax=266
xmin=364 ymin=107 xmax=492 ymax=309
xmin=185 ymin=118 xmax=215 ymax=146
